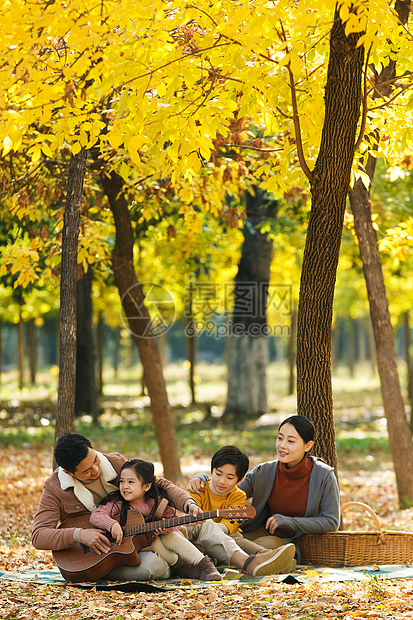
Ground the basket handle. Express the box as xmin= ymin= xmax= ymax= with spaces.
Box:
xmin=340 ymin=501 xmax=382 ymax=531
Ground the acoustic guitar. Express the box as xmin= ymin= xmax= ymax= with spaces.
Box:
xmin=53 ymin=505 xmax=256 ymax=582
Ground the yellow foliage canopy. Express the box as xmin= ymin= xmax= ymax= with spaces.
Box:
xmin=0 ymin=0 xmax=411 ymax=189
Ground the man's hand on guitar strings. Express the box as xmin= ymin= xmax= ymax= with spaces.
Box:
xmin=79 ymin=529 xmax=112 ymax=554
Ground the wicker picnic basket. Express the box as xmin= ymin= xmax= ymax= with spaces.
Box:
xmin=297 ymin=501 xmax=413 ymax=566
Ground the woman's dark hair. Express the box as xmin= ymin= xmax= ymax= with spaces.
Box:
xmin=279 ymin=415 xmax=315 ymax=444
xmin=54 ymin=433 xmax=92 ymax=473
xmin=211 ymin=445 xmax=249 ymax=481
xmin=100 ymin=459 xmax=173 ymax=527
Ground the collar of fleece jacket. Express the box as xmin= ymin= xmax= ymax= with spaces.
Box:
xmin=58 ymin=451 xmax=118 ymax=512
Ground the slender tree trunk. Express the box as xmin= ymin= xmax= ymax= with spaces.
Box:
xmin=225 ymin=189 xmax=277 ymax=420
xmin=113 ymin=327 xmax=120 ymax=379
xmin=97 ymin=313 xmax=104 ymax=395
xmin=101 ymin=170 xmax=181 ymax=481
xmin=185 ymin=299 xmax=197 ymax=405
xmin=368 ymin=318 xmax=376 ymax=376
xmin=54 ymin=148 xmax=87 ymax=460
xmin=0 ymin=321 xmax=2 ymax=386
xmin=348 ymin=318 xmax=356 ymax=378
xmin=18 ymin=310 xmax=24 ymax=391
xmin=350 ymin=166 xmax=413 ymax=503
xmin=27 ymin=318 xmax=37 ymax=384
xmin=296 ymin=10 xmax=364 ymax=469
xmin=405 ymin=311 xmax=413 ymax=431
xmin=56 ymin=310 xmax=60 ymax=371
xmin=348 ymin=0 xmax=413 ymax=504
xmin=158 ymin=332 xmax=167 ymax=367
xmin=288 ymin=309 xmax=297 ymax=395
xmin=75 ymin=268 xmax=98 ymax=422
xmin=140 ymin=365 xmax=146 ymax=396
xmin=358 ymin=318 xmax=366 ymax=364
xmin=225 ymin=314 xmax=231 ymax=373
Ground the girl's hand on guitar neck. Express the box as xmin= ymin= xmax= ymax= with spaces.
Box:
xmin=79 ymin=528 xmax=112 ymax=554
xmin=111 ymin=522 xmax=124 ymax=545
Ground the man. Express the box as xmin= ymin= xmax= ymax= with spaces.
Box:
xmin=32 ymin=432 xmax=201 ymax=581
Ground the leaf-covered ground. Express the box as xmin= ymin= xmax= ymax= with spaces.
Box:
xmin=3 ymin=447 xmax=413 ymax=619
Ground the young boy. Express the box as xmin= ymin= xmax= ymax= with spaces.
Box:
xmin=185 ymin=445 xmax=296 ymax=576
xmin=189 ymin=445 xmax=249 ymax=535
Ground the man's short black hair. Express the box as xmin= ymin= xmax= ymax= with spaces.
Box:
xmin=54 ymin=432 xmax=92 ymax=472
xmin=211 ymin=445 xmax=249 ymax=481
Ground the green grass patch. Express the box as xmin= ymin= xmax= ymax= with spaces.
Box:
xmin=336 ymin=433 xmax=390 ymax=455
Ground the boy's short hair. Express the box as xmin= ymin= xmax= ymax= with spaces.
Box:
xmin=211 ymin=445 xmax=249 ymax=481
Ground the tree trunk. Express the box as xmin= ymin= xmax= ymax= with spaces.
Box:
xmin=56 ymin=309 xmax=60 ymax=370
xmin=54 ymin=148 xmax=87 ymax=459
xmin=158 ymin=333 xmax=167 ymax=374
xmin=113 ymin=327 xmax=120 ymax=379
xmin=368 ymin=318 xmax=376 ymax=376
xmin=348 ymin=0 xmax=413 ymax=505
xmin=225 ymin=188 xmax=277 ymax=420
xmin=0 ymin=321 xmax=2 ymax=386
xmin=349 ymin=160 xmax=413 ymax=504
xmin=140 ymin=365 xmax=146 ymax=396
xmin=288 ymin=309 xmax=297 ymax=395
xmin=331 ymin=322 xmax=339 ymax=373
xmin=75 ymin=268 xmax=98 ymax=422
xmin=185 ymin=299 xmax=197 ymax=405
xmin=97 ymin=313 xmax=104 ymax=395
xmin=405 ymin=311 xmax=413 ymax=430
xmin=101 ymin=169 xmax=181 ymax=481
xmin=348 ymin=318 xmax=356 ymax=378
xmin=18 ymin=310 xmax=24 ymax=390
xmin=227 ymin=335 xmax=269 ymax=421
xmin=358 ymin=318 xmax=367 ymax=364
xmin=296 ymin=10 xmax=364 ymax=469
xmin=27 ymin=318 xmax=37 ymax=384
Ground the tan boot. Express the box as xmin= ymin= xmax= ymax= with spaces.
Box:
xmin=243 ymin=544 xmax=296 ymax=576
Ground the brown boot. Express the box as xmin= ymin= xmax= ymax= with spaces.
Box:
xmin=171 ymin=556 xmax=202 ymax=579
xmin=197 ymin=556 xmax=222 ymax=581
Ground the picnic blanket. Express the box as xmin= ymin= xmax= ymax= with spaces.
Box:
xmin=2 ymin=564 xmax=413 ymax=591
xmin=0 ymin=568 xmax=265 ymax=592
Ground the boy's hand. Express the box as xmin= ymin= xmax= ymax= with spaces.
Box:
xmin=187 ymin=477 xmax=205 ymax=496
xmin=265 ymin=516 xmax=279 ymax=535
xmin=111 ymin=522 xmax=124 ymax=545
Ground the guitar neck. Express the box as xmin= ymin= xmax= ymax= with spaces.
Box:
xmin=123 ymin=509 xmax=221 ymax=537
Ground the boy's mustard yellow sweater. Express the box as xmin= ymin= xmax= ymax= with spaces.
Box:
xmin=189 ymin=479 xmax=247 ymax=535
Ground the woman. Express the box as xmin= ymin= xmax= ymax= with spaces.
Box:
xmin=188 ymin=415 xmax=340 ymax=563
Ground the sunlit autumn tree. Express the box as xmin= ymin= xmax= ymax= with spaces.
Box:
xmin=1 ymin=0 xmax=413 ymax=497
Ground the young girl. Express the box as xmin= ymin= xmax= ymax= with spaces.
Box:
xmin=90 ymin=459 xmax=221 ymax=581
